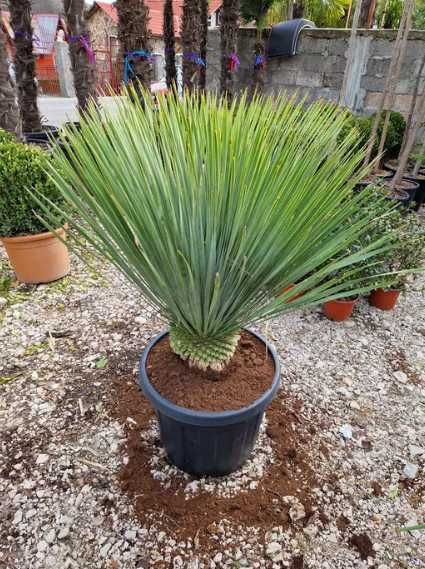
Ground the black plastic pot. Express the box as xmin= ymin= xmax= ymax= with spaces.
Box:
xmin=404 ymin=174 xmax=425 ymax=211
xmin=139 ymin=329 xmax=281 ymax=477
xmin=384 ymin=188 xmax=411 ymax=207
xmin=24 ymin=125 xmax=59 ymax=147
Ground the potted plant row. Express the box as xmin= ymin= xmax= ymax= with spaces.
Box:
xmin=0 ymin=131 xmax=70 ymax=284
xmin=39 ymin=90 xmax=399 ymax=477
xmin=323 ymin=193 xmax=425 ymax=319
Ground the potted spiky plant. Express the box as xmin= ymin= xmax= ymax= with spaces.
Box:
xmin=42 ymin=90 xmax=398 ymax=477
xmin=368 ymin=209 xmax=425 ymax=311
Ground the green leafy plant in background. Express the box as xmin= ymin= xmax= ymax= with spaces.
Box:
xmin=0 ymin=140 xmax=65 ymax=237
xmin=354 ymin=189 xmax=425 ymax=291
xmin=0 ymin=128 xmax=16 ymax=144
xmin=356 ymin=111 xmax=406 ymax=158
xmin=42 ymin=90 xmax=398 ymax=371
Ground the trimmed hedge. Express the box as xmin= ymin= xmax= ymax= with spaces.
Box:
xmin=0 ymin=140 xmax=65 ymax=237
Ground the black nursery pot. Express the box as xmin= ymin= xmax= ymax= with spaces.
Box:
xmin=404 ymin=174 xmax=425 ymax=211
xmin=24 ymin=125 xmax=59 ymax=147
xmin=139 ymin=329 xmax=281 ymax=477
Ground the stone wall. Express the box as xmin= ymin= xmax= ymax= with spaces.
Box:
xmin=206 ymin=28 xmax=425 ymax=117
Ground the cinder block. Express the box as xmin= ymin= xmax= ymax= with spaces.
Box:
xmin=366 ymin=56 xmax=391 ymax=77
xmin=323 ymin=72 xmax=343 ymax=89
xmin=295 ymin=70 xmax=324 ymax=88
xmin=361 ymin=75 xmax=386 ymax=92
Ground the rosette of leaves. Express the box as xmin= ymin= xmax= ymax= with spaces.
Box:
xmin=41 ymin=90 xmax=399 ymax=371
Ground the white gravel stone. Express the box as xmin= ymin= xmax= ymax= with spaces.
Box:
xmin=403 ymin=463 xmax=419 ymax=479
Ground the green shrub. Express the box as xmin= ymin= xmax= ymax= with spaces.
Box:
xmin=0 ymin=129 xmax=16 ymax=144
xmin=354 ymin=112 xmax=406 ymax=158
xmin=0 ymin=141 xmax=65 ymax=237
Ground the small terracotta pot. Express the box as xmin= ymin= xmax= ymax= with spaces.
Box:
xmin=323 ymin=298 xmax=357 ymax=321
xmin=1 ymin=227 xmax=70 ymax=284
xmin=369 ymin=288 xmax=400 ymax=311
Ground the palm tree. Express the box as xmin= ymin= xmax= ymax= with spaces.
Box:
xmin=63 ymin=0 xmax=98 ymax=114
xmin=7 ymin=0 xmax=42 ymax=133
xmin=163 ymin=0 xmax=177 ymax=90
xmin=181 ymin=0 xmax=202 ymax=92
xmin=115 ymin=0 xmax=152 ymax=96
xmin=0 ymin=26 xmax=18 ymax=134
xmin=240 ymin=0 xmax=275 ymax=93
xmin=220 ymin=0 xmax=240 ymax=98
xmin=199 ymin=0 xmax=209 ymax=90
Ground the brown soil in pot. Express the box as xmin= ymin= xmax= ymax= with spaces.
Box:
xmin=146 ymin=331 xmax=275 ymax=412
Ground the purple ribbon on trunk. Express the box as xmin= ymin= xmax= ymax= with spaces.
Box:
xmin=254 ymin=54 xmax=266 ymax=70
xmin=228 ymin=52 xmax=240 ymax=72
xmin=69 ymin=35 xmax=96 ymax=65
xmin=184 ymin=52 xmax=206 ymax=67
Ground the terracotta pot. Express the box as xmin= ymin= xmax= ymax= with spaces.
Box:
xmin=323 ymin=298 xmax=357 ymax=321
xmin=1 ymin=228 xmax=70 ymax=284
xmin=369 ymin=288 xmax=400 ymax=311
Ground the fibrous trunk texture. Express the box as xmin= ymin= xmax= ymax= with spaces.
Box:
xmin=220 ymin=0 xmax=240 ymax=99
xmin=116 ymin=0 xmax=152 ymax=96
xmin=252 ymin=35 xmax=266 ymax=95
xmin=163 ymin=0 xmax=177 ymax=90
xmin=181 ymin=0 xmax=202 ymax=93
xmin=293 ymin=1 xmax=305 ymax=19
xmin=63 ymin=0 xmax=98 ymax=114
xmin=7 ymin=0 xmax=41 ymax=133
xmin=199 ymin=0 xmax=208 ymax=91
xmin=0 ymin=27 xmax=18 ymax=134
xmin=359 ymin=0 xmax=377 ymax=27
xmin=170 ymin=325 xmax=240 ymax=371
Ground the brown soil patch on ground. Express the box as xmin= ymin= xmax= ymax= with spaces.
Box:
xmin=147 ymin=331 xmax=275 ymax=411
xmin=107 ymin=353 xmax=326 ymax=548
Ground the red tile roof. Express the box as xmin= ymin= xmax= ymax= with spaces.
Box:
xmin=91 ymin=0 xmax=221 ymax=38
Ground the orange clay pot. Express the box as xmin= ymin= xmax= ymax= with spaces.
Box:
xmin=369 ymin=288 xmax=400 ymax=311
xmin=1 ymin=227 xmax=70 ymax=284
xmin=323 ymin=298 xmax=357 ymax=321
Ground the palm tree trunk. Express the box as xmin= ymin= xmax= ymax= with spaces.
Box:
xmin=0 ymin=26 xmax=18 ymax=134
xmin=63 ymin=0 xmax=98 ymax=114
xmin=163 ymin=0 xmax=177 ymax=90
xmin=252 ymin=29 xmax=266 ymax=95
xmin=116 ymin=0 xmax=152 ymax=97
xmin=293 ymin=1 xmax=305 ymax=19
xmin=220 ymin=0 xmax=240 ymax=99
xmin=199 ymin=0 xmax=208 ymax=91
xmin=359 ymin=0 xmax=377 ymax=28
xmin=7 ymin=0 xmax=41 ymax=133
xmin=182 ymin=0 xmax=202 ymax=93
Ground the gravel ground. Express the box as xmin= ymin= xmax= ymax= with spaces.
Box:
xmin=0 ymin=241 xmax=424 ymax=569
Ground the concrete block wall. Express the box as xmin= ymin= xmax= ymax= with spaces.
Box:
xmin=206 ymin=28 xmax=425 ymax=117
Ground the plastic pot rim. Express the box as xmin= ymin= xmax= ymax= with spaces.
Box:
xmin=139 ymin=329 xmax=281 ymax=427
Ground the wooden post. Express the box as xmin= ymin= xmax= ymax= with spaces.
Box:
xmin=363 ymin=0 xmax=415 ymax=167
xmin=391 ymin=87 xmax=425 ymax=187
xmin=374 ymin=0 xmax=415 ymax=167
